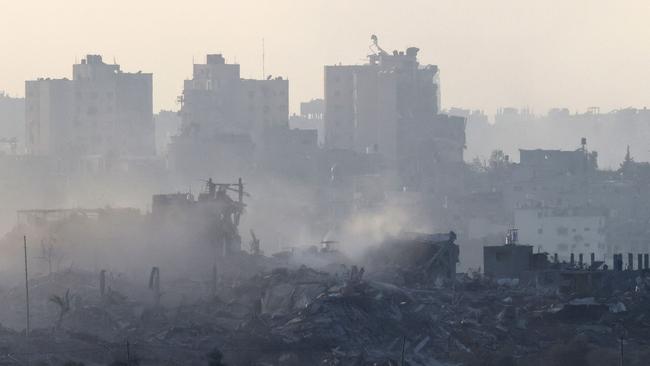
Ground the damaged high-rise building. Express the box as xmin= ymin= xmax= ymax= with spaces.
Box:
xmin=323 ymin=36 xmax=465 ymax=191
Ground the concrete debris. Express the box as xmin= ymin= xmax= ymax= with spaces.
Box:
xmin=0 ymin=260 xmax=646 ymax=365
xmin=0 ymin=182 xmax=648 ymax=365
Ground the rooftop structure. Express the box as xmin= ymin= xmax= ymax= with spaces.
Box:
xmin=483 ymin=229 xmax=536 ymax=278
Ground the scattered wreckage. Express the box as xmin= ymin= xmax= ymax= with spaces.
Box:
xmin=0 ymin=182 xmax=649 ymax=365
xmin=1 ymin=261 xmax=650 ymax=366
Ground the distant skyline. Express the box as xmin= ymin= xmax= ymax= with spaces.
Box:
xmin=1 ymin=0 xmax=648 ymax=115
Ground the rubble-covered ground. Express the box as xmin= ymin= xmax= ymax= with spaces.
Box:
xmin=0 ymin=264 xmax=649 ymax=366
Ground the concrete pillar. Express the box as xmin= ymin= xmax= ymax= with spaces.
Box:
xmin=638 ymin=254 xmax=643 ymax=271
xmin=644 ymin=254 xmax=649 ymax=270
xmin=578 ymin=253 xmax=583 ymax=268
xmin=570 ymin=253 xmax=575 ymax=266
xmin=628 ymin=253 xmax=634 ymax=270
xmin=590 ymin=253 xmax=595 ymax=267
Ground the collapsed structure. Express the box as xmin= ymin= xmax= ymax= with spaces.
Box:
xmin=152 ymin=178 xmax=245 ymax=256
xmin=0 ymin=181 xmax=649 ymax=365
xmin=365 ymin=231 xmax=459 ymax=285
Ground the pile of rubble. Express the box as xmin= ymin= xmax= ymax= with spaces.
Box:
xmin=0 ymin=263 xmax=649 ymax=365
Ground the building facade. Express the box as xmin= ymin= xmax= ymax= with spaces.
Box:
xmin=289 ymin=98 xmax=324 ymax=145
xmin=0 ymin=92 xmax=24 ymax=152
xmin=26 ymin=55 xmax=154 ymax=158
xmin=25 ymin=79 xmax=74 ymax=156
xmin=515 ymin=206 xmax=608 ymax=260
xmin=178 ymin=54 xmax=289 ymax=145
xmin=323 ymin=42 xmax=465 ymax=191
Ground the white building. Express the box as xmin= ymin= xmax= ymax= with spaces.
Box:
xmin=178 ymin=54 xmax=288 ymax=144
xmin=25 ymin=79 xmax=73 ymax=156
xmin=26 ymin=55 xmax=154 ymax=158
xmin=515 ymin=206 xmax=608 ymax=260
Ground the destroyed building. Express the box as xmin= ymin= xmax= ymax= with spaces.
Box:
xmin=1 ymin=171 xmax=650 ymax=365
xmin=365 ymin=231 xmax=459 ymax=285
xmin=152 ymin=178 xmax=246 ymax=257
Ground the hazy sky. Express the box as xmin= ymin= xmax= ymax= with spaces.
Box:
xmin=1 ymin=0 xmax=648 ymax=115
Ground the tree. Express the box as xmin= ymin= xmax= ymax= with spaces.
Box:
xmin=49 ymin=289 xmax=72 ymax=329
xmin=488 ymin=150 xmax=509 ymax=171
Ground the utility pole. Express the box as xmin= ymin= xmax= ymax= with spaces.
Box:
xmin=619 ymin=336 xmax=624 ymax=366
xmin=24 ymin=235 xmax=30 ymax=366
xmin=126 ymin=339 xmax=131 ymax=366
xmin=148 ymin=267 xmax=161 ymax=307
xmin=616 ymin=324 xmax=627 ymax=366
xmin=400 ymin=336 xmax=406 ymax=366
xmin=211 ymin=263 xmax=218 ymax=298
xmin=23 ymin=235 xmax=30 ymax=337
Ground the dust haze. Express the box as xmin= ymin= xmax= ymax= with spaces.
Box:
xmin=0 ymin=2 xmax=648 ymax=365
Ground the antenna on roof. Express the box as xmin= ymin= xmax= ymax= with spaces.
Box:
xmin=370 ymin=34 xmax=387 ymax=56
